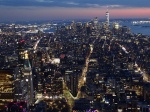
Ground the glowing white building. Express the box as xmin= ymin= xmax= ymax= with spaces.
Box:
xmin=106 ymin=9 xmax=110 ymax=28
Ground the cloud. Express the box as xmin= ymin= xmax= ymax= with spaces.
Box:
xmin=102 ymin=5 xmax=125 ymax=9
xmin=108 ymin=5 xmax=124 ymax=8
xmin=65 ymin=2 xmax=79 ymax=6
xmin=85 ymin=4 xmax=124 ymax=9
xmin=35 ymin=0 xmax=54 ymax=3
xmin=86 ymin=3 xmax=101 ymax=8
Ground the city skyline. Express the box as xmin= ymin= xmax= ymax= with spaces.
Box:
xmin=0 ymin=0 xmax=150 ymax=21
xmin=0 ymin=5 xmax=150 ymax=111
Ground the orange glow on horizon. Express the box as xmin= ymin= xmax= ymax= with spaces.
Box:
xmin=110 ymin=8 xmax=150 ymax=18
xmin=0 ymin=7 xmax=150 ymax=21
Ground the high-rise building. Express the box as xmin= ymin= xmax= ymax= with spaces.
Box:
xmin=113 ymin=22 xmax=120 ymax=30
xmin=122 ymin=26 xmax=130 ymax=34
xmin=23 ymin=51 xmax=34 ymax=105
xmin=15 ymin=40 xmax=34 ymax=106
xmin=106 ymin=9 xmax=110 ymax=28
xmin=64 ymin=70 xmax=80 ymax=97
xmin=17 ymin=40 xmax=25 ymax=66
xmin=76 ymin=22 xmax=83 ymax=33
xmin=15 ymin=40 xmax=27 ymax=101
xmin=34 ymin=51 xmax=43 ymax=67
xmin=0 ymin=69 xmax=14 ymax=110
xmin=93 ymin=17 xmax=99 ymax=30
xmin=85 ymin=22 xmax=91 ymax=36
xmin=43 ymin=65 xmax=63 ymax=98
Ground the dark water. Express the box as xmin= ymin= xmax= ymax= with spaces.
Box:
xmin=119 ymin=21 xmax=150 ymax=36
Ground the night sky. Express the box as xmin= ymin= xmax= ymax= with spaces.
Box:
xmin=0 ymin=0 xmax=150 ymax=21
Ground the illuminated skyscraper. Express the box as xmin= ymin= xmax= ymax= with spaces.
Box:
xmin=23 ymin=51 xmax=34 ymax=105
xmin=16 ymin=40 xmax=34 ymax=106
xmin=113 ymin=22 xmax=120 ymax=30
xmin=15 ymin=40 xmax=27 ymax=101
xmin=93 ymin=17 xmax=99 ymax=29
xmin=0 ymin=70 xmax=14 ymax=110
xmin=106 ymin=8 xmax=110 ymax=28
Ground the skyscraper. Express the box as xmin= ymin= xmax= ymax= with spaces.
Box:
xmin=17 ymin=40 xmax=25 ymax=66
xmin=15 ymin=40 xmax=27 ymax=101
xmin=16 ymin=40 xmax=34 ymax=106
xmin=93 ymin=17 xmax=99 ymax=30
xmin=106 ymin=8 xmax=110 ymax=28
xmin=23 ymin=51 xmax=34 ymax=105
xmin=0 ymin=69 xmax=14 ymax=110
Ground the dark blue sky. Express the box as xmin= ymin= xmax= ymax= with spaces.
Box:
xmin=0 ymin=0 xmax=150 ymax=21
xmin=0 ymin=0 xmax=150 ymax=7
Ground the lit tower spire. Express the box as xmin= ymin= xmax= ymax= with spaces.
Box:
xmin=106 ymin=7 xmax=110 ymax=28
